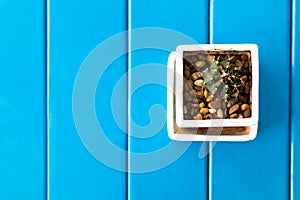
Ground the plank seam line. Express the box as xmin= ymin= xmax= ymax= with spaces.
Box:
xmin=46 ymin=0 xmax=50 ymax=198
xmin=127 ymin=0 xmax=132 ymax=198
xmin=290 ymin=0 xmax=296 ymax=199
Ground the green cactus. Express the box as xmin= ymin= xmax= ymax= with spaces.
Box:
xmin=203 ymin=58 xmax=244 ymax=99
xmin=202 ymin=61 xmax=226 ymax=97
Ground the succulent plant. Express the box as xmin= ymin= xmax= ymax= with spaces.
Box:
xmin=202 ymin=61 xmax=226 ymax=98
xmin=203 ymin=56 xmax=246 ymax=100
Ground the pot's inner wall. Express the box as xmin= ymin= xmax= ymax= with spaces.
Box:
xmin=182 ymin=50 xmax=252 ymax=120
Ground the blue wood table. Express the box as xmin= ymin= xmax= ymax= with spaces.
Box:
xmin=0 ymin=0 xmax=299 ymax=199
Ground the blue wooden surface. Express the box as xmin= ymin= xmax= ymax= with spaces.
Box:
xmin=0 ymin=0 xmax=46 ymax=199
xmin=1 ymin=0 xmax=300 ymax=199
xmin=210 ymin=0 xmax=291 ymax=199
xmin=292 ymin=0 xmax=300 ymax=199
xmin=49 ymin=0 xmax=127 ymax=199
xmin=129 ymin=0 xmax=209 ymax=199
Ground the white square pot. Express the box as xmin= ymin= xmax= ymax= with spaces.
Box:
xmin=167 ymin=44 xmax=259 ymax=141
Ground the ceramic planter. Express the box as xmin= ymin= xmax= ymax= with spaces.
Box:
xmin=167 ymin=44 xmax=259 ymax=141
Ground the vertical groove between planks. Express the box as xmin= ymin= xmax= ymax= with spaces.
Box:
xmin=290 ymin=0 xmax=296 ymax=199
xmin=46 ymin=0 xmax=50 ymax=198
xmin=207 ymin=143 xmax=212 ymax=200
xmin=209 ymin=0 xmax=214 ymax=44
xmin=127 ymin=0 xmax=131 ymax=198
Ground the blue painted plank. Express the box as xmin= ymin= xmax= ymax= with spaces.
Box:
xmin=211 ymin=0 xmax=291 ymax=199
xmin=0 ymin=0 xmax=46 ymax=199
xmin=292 ymin=0 xmax=300 ymax=199
xmin=129 ymin=1 xmax=209 ymax=199
xmin=49 ymin=0 xmax=127 ymax=199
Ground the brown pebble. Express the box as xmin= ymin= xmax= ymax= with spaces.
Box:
xmin=227 ymin=98 xmax=238 ymax=108
xmin=243 ymin=109 xmax=251 ymax=118
xmin=230 ymin=113 xmax=238 ymax=118
xmin=191 ymin=72 xmax=202 ymax=80
xmin=209 ymin=108 xmax=216 ymax=113
xmin=197 ymin=54 xmax=206 ymax=60
xmin=208 ymin=101 xmax=219 ymax=109
xmin=231 ymin=92 xmax=239 ymax=98
xmin=217 ymin=109 xmax=224 ymax=118
xmin=204 ymin=89 xmax=210 ymax=98
xmin=191 ymin=103 xmax=199 ymax=108
xmin=200 ymin=108 xmax=209 ymax=115
xmin=244 ymin=61 xmax=249 ymax=68
xmin=206 ymin=96 xmax=212 ymax=102
xmin=195 ymin=91 xmax=203 ymax=99
xmin=183 ymin=105 xmax=187 ymax=114
xmin=210 ymin=99 xmax=221 ymax=109
xmin=241 ymin=75 xmax=248 ymax=82
xmin=184 ymin=64 xmax=190 ymax=70
xmin=238 ymin=96 xmax=245 ymax=102
xmin=184 ymin=92 xmax=192 ymax=102
xmin=184 ymin=69 xmax=191 ymax=78
xmin=187 ymin=79 xmax=193 ymax=87
xmin=241 ymin=54 xmax=248 ymax=61
xmin=205 ymin=114 xmax=213 ymax=119
xmin=229 ymin=104 xmax=239 ymax=115
xmin=245 ymin=83 xmax=250 ymax=94
xmin=194 ymin=114 xmax=203 ymax=120
xmin=194 ymin=79 xmax=204 ymax=86
xmin=189 ymin=89 xmax=196 ymax=96
xmin=194 ymin=85 xmax=203 ymax=91
xmin=241 ymin=104 xmax=250 ymax=111
xmin=207 ymin=55 xmax=215 ymax=62
xmin=199 ymin=102 xmax=206 ymax=108
xmin=195 ymin=61 xmax=206 ymax=68
xmin=235 ymin=60 xmax=243 ymax=67
xmin=238 ymin=114 xmax=244 ymax=119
